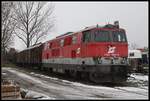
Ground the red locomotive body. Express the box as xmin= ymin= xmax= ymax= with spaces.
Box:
xmin=42 ymin=22 xmax=129 ymax=83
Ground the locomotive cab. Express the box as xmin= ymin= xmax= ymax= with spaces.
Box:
xmin=82 ymin=23 xmax=128 ymax=65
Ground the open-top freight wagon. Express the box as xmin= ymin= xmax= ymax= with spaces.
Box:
xmin=16 ymin=43 xmax=43 ymax=67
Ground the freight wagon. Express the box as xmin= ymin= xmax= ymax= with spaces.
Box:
xmin=16 ymin=43 xmax=43 ymax=67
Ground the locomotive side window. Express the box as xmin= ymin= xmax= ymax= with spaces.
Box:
xmin=72 ymin=36 xmax=77 ymax=44
xmin=60 ymin=39 xmax=64 ymax=47
xmin=112 ymin=31 xmax=127 ymax=42
xmin=130 ymin=52 xmax=134 ymax=57
xmin=82 ymin=30 xmax=92 ymax=43
xmin=49 ymin=43 xmax=52 ymax=49
xmin=94 ymin=30 xmax=110 ymax=42
xmin=44 ymin=42 xmax=49 ymax=50
xmin=64 ymin=37 xmax=72 ymax=46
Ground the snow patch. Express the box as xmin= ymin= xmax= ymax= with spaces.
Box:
xmin=7 ymin=69 xmax=43 ymax=84
xmin=2 ymin=72 xmax=7 ymax=75
xmin=29 ymin=72 xmax=117 ymax=90
xmin=115 ymin=87 xmax=148 ymax=96
xmin=29 ymin=71 xmax=149 ymax=94
xmin=61 ymin=80 xmax=72 ymax=83
xmin=130 ymin=73 xmax=148 ymax=81
xmin=30 ymin=72 xmax=34 ymax=75
xmin=3 ymin=68 xmax=148 ymax=99
xmin=71 ymin=82 xmax=115 ymax=90
xmin=30 ymin=72 xmax=58 ymax=80
xmin=25 ymin=90 xmax=55 ymax=100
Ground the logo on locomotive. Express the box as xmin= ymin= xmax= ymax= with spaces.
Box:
xmin=108 ymin=46 xmax=116 ymax=54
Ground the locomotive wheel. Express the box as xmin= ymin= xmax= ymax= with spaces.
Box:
xmin=81 ymin=72 xmax=89 ymax=80
xmin=69 ymin=70 xmax=77 ymax=78
xmin=89 ymin=72 xmax=102 ymax=83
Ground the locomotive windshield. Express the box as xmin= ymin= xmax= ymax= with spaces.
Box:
xmin=82 ymin=29 xmax=127 ymax=43
xmin=112 ymin=31 xmax=127 ymax=42
xmin=82 ymin=30 xmax=111 ymax=42
xmin=94 ymin=30 xmax=111 ymax=42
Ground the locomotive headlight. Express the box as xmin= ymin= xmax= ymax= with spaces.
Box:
xmin=121 ymin=57 xmax=127 ymax=64
xmin=98 ymin=57 xmax=102 ymax=64
xmin=121 ymin=59 xmax=125 ymax=64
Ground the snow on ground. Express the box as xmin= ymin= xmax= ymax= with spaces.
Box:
xmin=68 ymin=81 xmax=148 ymax=99
xmin=29 ymin=70 xmax=149 ymax=99
xmin=2 ymin=72 xmax=7 ymax=75
xmin=114 ymin=87 xmax=148 ymax=96
xmin=30 ymin=72 xmax=58 ymax=80
xmin=2 ymin=67 xmax=149 ymax=99
xmin=24 ymin=90 xmax=55 ymax=100
xmin=129 ymin=73 xmax=148 ymax=81
xmin=29 ymin=70 xmax=149 ymax=90
xmin=3 ymin=69 xmax=64 ymax=91
xmin=6 ymin=69 xmax=43 ymax=84
xmin=30 ymin=71 xmax=149 ymax=89
xmin=29 ymin=72 xmax=119 ymax=89
xmin=127 ymin=73 xmax=148 ymax=88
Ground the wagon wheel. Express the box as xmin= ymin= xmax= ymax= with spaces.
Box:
xmin=89 ymin=72 xmax=102 ymax=83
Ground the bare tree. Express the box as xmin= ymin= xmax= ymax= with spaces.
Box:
xmin=13 ymin=2 xmax=55 ymax=48
xmin=2 ymin=2 xmax=16 ymax=54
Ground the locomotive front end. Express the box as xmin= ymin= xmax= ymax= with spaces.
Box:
xmin=81 ymin=22 xmax=129 ymax=83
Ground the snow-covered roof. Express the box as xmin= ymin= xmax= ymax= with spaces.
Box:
xmin=128 ymin=49 xmax=142 ymax=58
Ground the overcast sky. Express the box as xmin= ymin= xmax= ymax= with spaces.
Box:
xmin=14 ymin=2 xmax=148 ymax=51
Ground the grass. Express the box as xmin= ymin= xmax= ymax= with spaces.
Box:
xmin=1 ymin=62 xmax=18 ymax=68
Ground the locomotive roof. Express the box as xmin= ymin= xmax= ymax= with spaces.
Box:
xmin=44 ymin=25 xmax=97 ymax=43
xmin=44 ymin=23 xmax=122 ymax=43
xmin=55 ymin=25 xmax=97 ymax=39
xmin=55 ymin=24 xmax=121 ymax=39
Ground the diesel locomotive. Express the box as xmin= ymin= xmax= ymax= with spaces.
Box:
xmin=17 ymin=21 xmax=129 ymax=83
